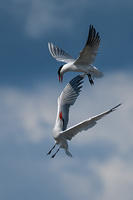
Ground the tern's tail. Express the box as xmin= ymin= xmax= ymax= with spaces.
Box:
xmin=90 ymin=65 xmax=104 ymax=78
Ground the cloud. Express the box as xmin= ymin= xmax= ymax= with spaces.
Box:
xmin=1 ymin=71 xmax=133 ymax=200
xmin=2 ymin=0 xmax=76 ymax=38
xmin=3 ymin=0 xmax=133 ymax=38
xmin=57 ymin=156 xmax=133 ymax=200
xmin=93 ymin=157 xmax=133 ymax=200
xmin=0 ymin=85 xmax=57 ymax=142
xmin=0 ymin=71 xmax=133 ymax=146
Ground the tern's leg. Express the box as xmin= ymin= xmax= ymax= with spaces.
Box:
xmin=47 ymin=144 xmax=56 ymax=155
xmin=51 ymin=147 xmax=60 ymax=158
xmin=87 ymin=74 xmax=94 ymax=85
xmin=65 ymin=149 xmax=72 ymax=157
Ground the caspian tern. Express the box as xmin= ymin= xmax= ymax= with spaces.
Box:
xmin=48 ymin=25 xmax=103 ymax=85
xmin=47 ymin=75 xmax=121 ymax=158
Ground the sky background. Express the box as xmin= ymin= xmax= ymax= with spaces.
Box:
xmin=1 ymin=0 xmax=133 ymax=200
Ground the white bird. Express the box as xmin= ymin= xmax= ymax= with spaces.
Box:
xmin=47 ymin=75 xmax=121 ymax=158
xmin=48 ymin=25 xmax=103 ymax=86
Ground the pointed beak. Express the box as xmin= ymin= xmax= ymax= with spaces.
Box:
xmin=59 ymin=75 xmax=63 ymax=82
xmin=59 ymin=75 xmax=60 ymax=82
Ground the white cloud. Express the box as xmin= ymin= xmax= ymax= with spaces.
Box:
xmin=3 ymin=0 xmax=76 ymax=37
xmin=0 ymin=85 xmax=58 ymax=142
xmin=24 ymin=0 xmax=74 ymax=38
xmin=55 ymin=156 xmax=133 ymax=200
xmin=0 ymin=71 xmax=133 ymax=147
xmin=90 ymin=157 xmax=133 ymax=200
xmin=1 ymin=71 xmax=133 ymax=200
xmin=4 ymin=0 xmax=133 ymax=38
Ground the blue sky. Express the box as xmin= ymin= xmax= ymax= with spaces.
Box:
xmin=1 ymin=0 xmax=133 ymax=200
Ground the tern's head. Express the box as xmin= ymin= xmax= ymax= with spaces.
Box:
xmin=58 ymin=65 xmax=63 ymax=82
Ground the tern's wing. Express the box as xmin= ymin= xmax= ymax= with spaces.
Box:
xmin=57 ymin=75 xmax=84 ymax=130
xmin=48 ymin=42 xmax=75 ymax=63
xmin=74 ymin=25 xmax=100 ymax=66
xmin=58 ymin=104 xmax=121 ymax=140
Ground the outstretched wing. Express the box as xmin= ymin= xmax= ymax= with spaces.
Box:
xmin=58 ymin=104 xmax=121 ymax=140
xmin=48 ymin=42 xmax=75 ymax=63
xmin=57 ymin=75 xmax=84 ymax=130
xmin=74 ymin=25 xmax=100 ymax=66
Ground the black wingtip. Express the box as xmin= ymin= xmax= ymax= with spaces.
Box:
xmin=69 ymin=75 xmax=84 ymax=95
xmin=87 ymin=24 xmax=100 ymax=46
xmin=69 ymin=75 xmax=84 ymax=85
xmin=111 ymin=103 xmax=122 ymax=111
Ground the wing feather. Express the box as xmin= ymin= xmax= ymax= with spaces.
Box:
xmin=58 ymin=75 xmax=84 ymax=130
xmin=74 ymin=25 xmax=100 ymax=66
xmin=48 ymin=42 xmax=75 ymax=63
xmin=58 ymin=104 xmax=121 ymax=140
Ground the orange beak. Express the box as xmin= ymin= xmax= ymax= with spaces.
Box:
xmin=59 ymin=75 xmax=63 ymax=82
xmin=59 ymin=112 xmax=63 ymax=119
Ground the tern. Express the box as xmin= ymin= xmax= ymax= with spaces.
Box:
xmin=48 ymin=25 xmax=103 ymax=86
xmin=47 ymin=75 xmax=121 ymax=158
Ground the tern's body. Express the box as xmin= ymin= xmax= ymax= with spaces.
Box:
xmin=47 ymin=75 xmax=121 ymax=158
xmin=61 ymin=62 xmax=102 ymax=77
xmin=48 ymin=25 xmax=103 ymax=85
